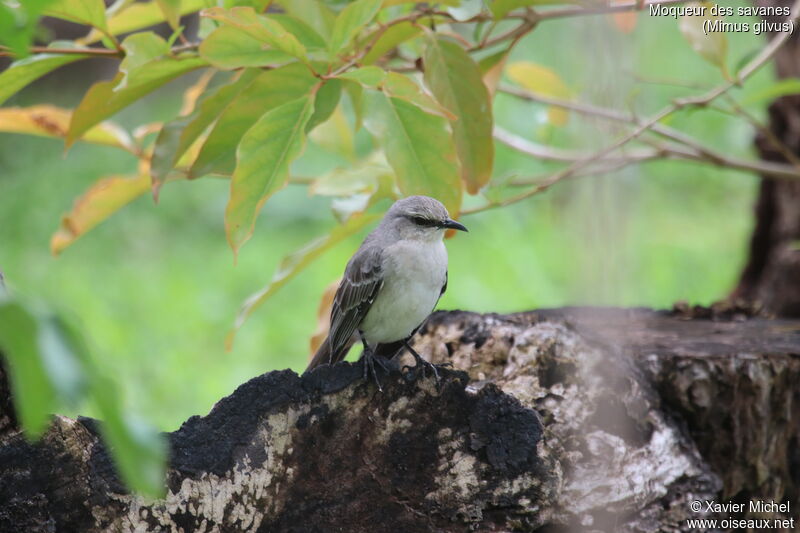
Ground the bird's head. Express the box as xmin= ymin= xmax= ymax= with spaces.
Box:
xmin=384 ymin=196 xmax=468 ymax=242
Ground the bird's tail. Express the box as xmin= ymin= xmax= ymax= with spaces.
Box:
xmin=306 ymin=334 xmax=357 ymax=372
xmin=306 ymin=339 xmax=332 ymax=372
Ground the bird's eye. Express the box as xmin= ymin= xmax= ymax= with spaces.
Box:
xmin=411 ymin=216 xmax=434 ymax=227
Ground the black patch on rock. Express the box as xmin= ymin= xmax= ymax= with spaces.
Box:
xmin=469 ymin=384 xmax=543 ymax=476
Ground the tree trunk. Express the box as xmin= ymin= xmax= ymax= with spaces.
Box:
xmin=0 ymin=308 xmax=798 ymax=532
xmin=733 ymin=0 xmax=800 ymax=316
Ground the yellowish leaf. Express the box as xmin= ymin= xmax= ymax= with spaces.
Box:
xmin=478 ymin=49 xmax=509 ymax=99
xmin=51 ymin=174 xmax=150 ymax=255
xmin=506 ymin=61 xmax=572 ymax=126
xmin=0 ymin=105 xmax=134 ymax=152
xmin=309 ymin=279 xmax=341 ymax=357
xmin=506 ymin=61 xmax=571 ymax=99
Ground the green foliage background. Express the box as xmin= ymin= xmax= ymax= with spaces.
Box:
xmin=0 ymin=0 xmax=768 ymax=441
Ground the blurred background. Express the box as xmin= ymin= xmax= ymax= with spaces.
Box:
xmin=0 ymin=3 xmax=772 ymax=430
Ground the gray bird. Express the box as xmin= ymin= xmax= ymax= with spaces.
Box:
xmin=306 ymin=195 xmax=467 ymax=387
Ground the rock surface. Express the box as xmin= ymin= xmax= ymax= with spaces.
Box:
xmin=1 ymin=308 xmax=798 ymax=532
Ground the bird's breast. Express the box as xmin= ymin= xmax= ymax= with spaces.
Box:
xmin=359 ymin=239 xmax=447 ymax=344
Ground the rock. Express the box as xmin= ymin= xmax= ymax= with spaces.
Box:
xmin=1 ymin=308 xmax=798 ymax=532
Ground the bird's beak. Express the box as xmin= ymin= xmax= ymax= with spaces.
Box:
xmin=442 ymin=219 xmax=468 ymax=232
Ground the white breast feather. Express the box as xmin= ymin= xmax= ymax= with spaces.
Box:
xmin=359 ymin=239 xmax=447 ymax=344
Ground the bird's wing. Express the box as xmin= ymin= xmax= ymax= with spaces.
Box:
xmin=327 ymin=245 xmax=384 ymax=363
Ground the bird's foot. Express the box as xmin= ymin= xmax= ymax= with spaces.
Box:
xmin=402 ymin=351 xmax=451 ymax=386
xmin=361 ymin=351 xmax=391 ymax=392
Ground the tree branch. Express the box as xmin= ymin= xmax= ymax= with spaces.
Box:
xmin=463 ymin=0 xmax=800 ymax=217
xmin=496 ymin=88 xmax=800 ymax=180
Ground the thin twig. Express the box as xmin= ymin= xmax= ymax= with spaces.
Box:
xmin=469 ymin=19 xmax=536 ymax=51
xmin=0 ymin=45 xmax=123 ymax=57
xmin=494 ymin=126 xmax=654 ymax=162
xmin=504 ymin=153 xmax=662 ymax=189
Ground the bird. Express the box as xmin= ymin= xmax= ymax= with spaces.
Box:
xmin=305 ymin=195 xmax=467 ymax=388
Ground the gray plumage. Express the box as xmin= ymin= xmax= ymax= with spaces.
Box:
xmin=307 ymin=196 xmax=467 ymax=372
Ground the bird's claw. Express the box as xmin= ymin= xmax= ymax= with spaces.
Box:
xmin=402 ymin=353 xmax=450 ymax=387
xmin=362 ymin=351 xmax=391 ymax=392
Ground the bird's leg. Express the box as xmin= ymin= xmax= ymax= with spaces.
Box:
xmin=402 ymin=340 xmax=448 ymax=384
xmin=360 ymin=332 xmax=384 ymax=392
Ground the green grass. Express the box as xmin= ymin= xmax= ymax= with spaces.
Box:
xmin=0 ymin=9 xmax=770 ymax=430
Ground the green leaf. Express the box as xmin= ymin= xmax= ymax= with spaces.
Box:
xmin=423 ymin=36 xmax=493 ymax=194
xmin=155 ymin=0 xmax=181 ymax=29
xmin=363 ymin=90 xmax=462 ymax=216
xmin=191 ymin=63 xmax=317 ymax=178
xmin=226 ymin=213 xmax=379 ymax=349
xmin=150 ymin=70 xmax=232 ymax=194
xmin=51 ymin=174 xmax=150 ymax=255
xmin=150 ymin=122 xmax=185 ymax=197
xmin=329 ymin=0 xmax=382 ymax=55
xmin=199 ymin=25 xmax=291 ymax=69
xmin=0 ymin=301 xmax=57 ymax=438
xmin=337 ymin=65 xmax=386 ymax=86
xmin=329 ymin=172 xmax=396 ymax=223
xmin=0 ymin=49 xmax=90 ymax=106
xmin=275 ymin=0 xmax=335 ymax=39
xmin=119 ymin=32 xmax=169 ymax=89
xmin=679 ymin=1 xmax=728 ymax=77
xmin=67 ymin=56 xmax=206 ymax=147
xmin=175 ymin=70 xmax=260 ymax=164
xmin=35 ymin=316 xmax=90 ymax=406
xmin=269 ymin=13 xmax=327 ymax=50
xmin=84 ymin=0 xmax=207 ymax=42
xmin=344 ymin=80 xmax=364 ymax=131
xmin=226 ymin=94 xmax=317 ymax=255
xmin=151 ymin=70 xmax=260 ymax=193
xmin=0 ymin=0 xmax=54 ymax=57
xmin=201 ymin=7 xmax=309 ymax=65
xmin=309 ymin=105 xmax=356 ymax=160
xmin=338 ymin=67 xmax=455 ymax=119
xmin=310 ymin=151 xmax=392 ymax=197
xmin=91 ymin=375 xmax=166 ymax=497
xmin=0 ymin=291 xmax=165 ymax=497
xmin=44 ymin=0 xmax=108 ymax=30
xmin=0 ymin=297 xmax=91 ymax=422
xmin=308 ymin=79 xmax=342 ymax=132
xmin=741 ymin=78 xmax=800 ymax=106
xmin=362 ymin=21 xmax=422 ymax=65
